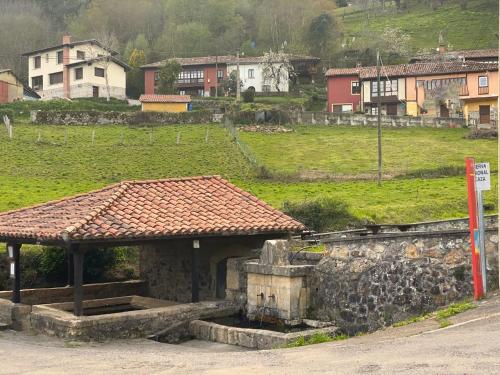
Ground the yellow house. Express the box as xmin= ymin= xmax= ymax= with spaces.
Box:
xmin=139 ymin=94 xmax=191 ymax=113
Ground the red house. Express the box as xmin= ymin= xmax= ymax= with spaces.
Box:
xmin=326 ymin=68 xmax=362 ymax=113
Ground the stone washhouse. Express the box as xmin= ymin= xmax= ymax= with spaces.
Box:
xmin=0 ymin=176 xmax=306 ymax=340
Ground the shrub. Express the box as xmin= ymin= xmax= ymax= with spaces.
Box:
xmin=83 ymin=248 xmax=119 ymax=282
xmin=0 ymin=108 xmax=15 ymax=123
xmin=243 ymin=89 xmax=255 ymax=103
xmin=283 ymin=197 xmax=362 ymax=232
xmin=39 ymin=247 xmax=67 ymax=283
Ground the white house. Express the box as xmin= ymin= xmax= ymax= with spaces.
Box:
xmin=23 ymin=36 xmax=130 ymax=100
xmin=226 ymin=58 xmax=289 ymax=93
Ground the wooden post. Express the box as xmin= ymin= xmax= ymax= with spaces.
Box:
xmin=67 ymin=246 xmax=74 ymax=286
xmin=7 ymin=243 xmax=22 ymax=303
xmin=191 ymin=248 xmax=199 ymax=303
xmin=72 ymin=244 xmax=84 ymax=316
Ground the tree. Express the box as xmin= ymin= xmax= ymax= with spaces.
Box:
xmin=127 ymin=49 xmax=146 ymax=99
xmin=221 ymin=71 xmax=242 ymax=96
xmin=262 ymin=48 xmax=295 ymax=92
xmin=158 ymin=59 xmax=181 ymax=94
xmin=91 ymin=29 xmax=120 ymax=101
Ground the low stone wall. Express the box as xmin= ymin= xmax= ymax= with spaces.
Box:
xmin=31 ymin=110 xmax=214 ymax=125
xmin=0 ymin=280 xmax=146 ymax=305
xmin=189 ymin=319 xmax=338 ymax=350
xmin=310 ymin=229 xmax=499 ymax=335
xmin=291 ymin=112 xmax=466 ymax=128
xmin=31 ymin=299 xmax=238 ymax=341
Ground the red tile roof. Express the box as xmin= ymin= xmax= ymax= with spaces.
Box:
xmin=139 ymin=94 xmax=192 ymax=103
xmin=326 ymin=62 xmax=497 ymax=79
xmin=412 ymin=49 xmax=499 ymax=62
xmin=141 ymin=54 xmax=319 ymax=69
xmin=0 ymin=176 xmax=304 ymax=244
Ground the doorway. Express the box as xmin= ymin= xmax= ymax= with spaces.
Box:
xmin=479 ymin=105 xmax=490 ymax=124
xmin=215 ymin=258 xmax=229 ymax=299
xmin=92 ymin=86 xmax=99 ymax=98
xmin=440 ymin=104 xmax=450 ymax=118
xmin=386 ymin=103 xmax=397 ymax=116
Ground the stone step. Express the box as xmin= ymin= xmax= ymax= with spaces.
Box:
xmin=0 ymin=323 xmax=10 ymax=331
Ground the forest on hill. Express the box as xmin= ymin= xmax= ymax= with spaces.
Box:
xmin=0 ymin=0 xmax=497 ymax=82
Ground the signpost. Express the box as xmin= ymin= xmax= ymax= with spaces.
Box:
xmin=466 ymin=159 xmax=491 ymax=300
xmin=475 ymin=162 xmax=490 ymax=293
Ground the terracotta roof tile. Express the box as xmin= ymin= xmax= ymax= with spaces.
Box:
xmin=139 ymin=94 xmax=192 ymax=103
xmin=326 ymin=61 xmax=497 ymax=79
xmin=0 ymin=176 xmax=304 ymax=244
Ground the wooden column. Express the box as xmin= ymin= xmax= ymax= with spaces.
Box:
xmin=191 ymin=248 xmax=199 ymax=303
xmin=66 ymin=247 xmax=74 ymax=286
xmin=7 ymin=243 xmax=22 ymax=304
xmin=72 ymin=244 xmax=84 ymax=316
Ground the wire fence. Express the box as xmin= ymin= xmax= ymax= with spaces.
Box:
xmin=223 ymin=117 xmax=262 ymax=170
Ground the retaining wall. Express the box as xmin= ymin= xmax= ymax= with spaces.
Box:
xmin=31 ymin=110 xmax=214 ymax=125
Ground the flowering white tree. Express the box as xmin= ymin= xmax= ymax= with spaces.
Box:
xmin=261 ymin=48 xmax=295 ymax=92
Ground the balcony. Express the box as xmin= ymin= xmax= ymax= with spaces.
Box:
xmin=459 ymin=85 xmax=469 ymax=96
xmin=478 ymin=86 xmax=489 ymax=95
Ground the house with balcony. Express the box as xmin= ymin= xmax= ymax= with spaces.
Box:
xmin=23 ymin=36 xmax=130 ymax=100
xmin=326 ymin=61 xmax=498 ymax=125
xmin=141 ymin=55 xmax=319 ymax=97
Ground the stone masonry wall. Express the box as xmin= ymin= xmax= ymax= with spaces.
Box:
xmin=310 ymin=229 xmax=498 ymax=335
xmin=31 ymin=110 xmax=214 ymax=125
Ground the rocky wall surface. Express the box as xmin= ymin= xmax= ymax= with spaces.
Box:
xmin=31 ymin=110 xmax=214 ymax=125
xmin=310 ymin=230 xmax=499 ymax=335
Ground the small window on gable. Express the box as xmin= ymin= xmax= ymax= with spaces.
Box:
xmin=95 ymin=67 xmax=105 ymax=77
xmin=77 ymin=50 xmax=86 ymax=60
xmin=57 ymin=50 xmax=63 ymax=64
xmin=248 ymin=69 xmax=255 ymax=79
xmin=351 ymin=81 xmax=360 ymax=95
xmin=34 ymin=56 xmax=41 ymax=69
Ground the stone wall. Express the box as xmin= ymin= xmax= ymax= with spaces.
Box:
xmin=139 ymin=235 xmax=277 ymax=303
xmin=309 ymin=229 xmax=499 ymax=335
xmin=31 ymin=110 xmax=214 ymax=125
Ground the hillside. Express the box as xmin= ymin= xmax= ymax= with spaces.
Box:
xmin=338 ymin=0 xmax=498 ymax=53
xmin=0 ymin=123 xmax=496 ymax=225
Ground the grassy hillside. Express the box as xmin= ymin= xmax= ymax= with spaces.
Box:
xmin=0 ymin=123 xmax=496 ymax=224
xmin=338 ymin=0 xmax=498 ymax=52
xmin=238 ymin=126 xmax=498 ymax=178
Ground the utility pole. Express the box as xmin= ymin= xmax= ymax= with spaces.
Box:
xmin=376 ymin=49 xmax=382 ymax=186
xmin=236 ymin=52 xmax=241 ymax=102
xmin=215 ymin=53 xmax=219 ymax=98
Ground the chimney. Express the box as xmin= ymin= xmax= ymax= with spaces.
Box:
xmin=438 ymin=44 xmax=447 ymax=54
xmin=62 ymin=35 xmax=71 ymax=99
xmin=438 ymin=31 xmax=446 ymax=54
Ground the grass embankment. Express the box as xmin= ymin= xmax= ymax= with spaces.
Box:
xmin=0 ymin=124 xmax=496 ymax=224
xmin=337 ymin=0 xmax=498 ymax=52
xmin=238 ymin=126 xmax=498 ymax=178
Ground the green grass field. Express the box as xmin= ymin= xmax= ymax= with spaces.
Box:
xmin=0 ymin=123 xmax=496 ymax=224
xmin=238 ymin=126 xmax=497 ymax=178
xmin=338 ymin=0 xmax=498 ymax=52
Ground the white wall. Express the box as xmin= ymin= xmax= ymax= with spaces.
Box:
xmin=227 ymin=63 xmax=289 ymax=93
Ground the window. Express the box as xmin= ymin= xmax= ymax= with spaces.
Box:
xmin=248 ymin=69 xmax=255 ymax=79
xmin=94 ymin=67 xmax=105 ymax=77
xmin=371 ymin=79 xmax=398 ymax=97
xmin=49 ymin=71 xmax=63 ymax=85
xmin=351 ymin=81 xmax=360 ymax=95
xmin=75 ymin=67 xmax=83 ymax=80
xmin=333 ymin=104 xmax=353 ymax=113
xmin=177 ymin=70 xmax=204 ymax=84
xmin=154 ymin=71 xmax=160 ymax=81
xmin=45 ymin=54 xmax=49 ymax=63
xmin=479 ymin=76 xmax=488 ymax=87
xmin=31 ymin=75 xmax=43 ymax=90
xmin=34 ymin=56 xmax=41 ymax=69
xmin=217 ymin=69 xmax=224 ymax=82
xmin=262 ymin=84 xmax=271 ymax=93
xmin=57 ymin=50 xmax=63 ymax=64
xmin=76 ymin=50 xmax=86 ymax=60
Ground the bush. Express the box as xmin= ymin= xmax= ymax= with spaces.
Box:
xmin=39 ymin=247 xmax=67 ymax=283
xmin=243 ymin=89 xmax=255 ymax=103
xmin=0 ymin=108 xmax=15 ymax=123
xmin=283 ymin=197 xmax=362 ymax=232
xmin=83 ymin=248 xmax=119 ymax=282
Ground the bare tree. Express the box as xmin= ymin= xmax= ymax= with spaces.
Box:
xmin=261 ymin=48 xmax=295 ymax=92
xmin=90 ymin=29 xmax=120 ymax=101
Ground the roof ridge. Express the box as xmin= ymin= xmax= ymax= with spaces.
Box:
xmin=0 ymin=182 xmax=123 ymax=219
xmin=123 ymin=175 xmax=220 ymax=185
xmin=62 ymin=182 xmax=131 ymax=240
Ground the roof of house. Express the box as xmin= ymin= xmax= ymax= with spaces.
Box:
xmin=0 ymin=176 xmax=304 ymax=244
xmin=411 ymin=49 xmax=499 ymax=62
xmin=22 ymin=39 xmax=119 ymax=57
xmin=66 ymin=56 xmax=131 ymax=71
xmin=326 ymin=61 xmax=498 ymax=79
xmin=139 ymin=94 xmax=192 ymax=103
xmin=140 ymin=54 xmax=320 ymax=69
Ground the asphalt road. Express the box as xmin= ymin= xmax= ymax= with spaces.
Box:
xmin=1 ymin=297 xmax=500 ymax=375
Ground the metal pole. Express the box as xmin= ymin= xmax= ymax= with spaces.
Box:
xmin=376 ymin=49 xmax=382 ymax=186
xmin=215 ymin=52 xmax=219 ymax=98
xmin=236 ymin=52 xmax=241 ymax=102
xmin=477 ymin=189 xmax=487 ymax=293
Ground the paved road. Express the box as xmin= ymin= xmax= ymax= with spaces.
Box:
xmin=1 ymin=297 xmax=500 ymax=375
